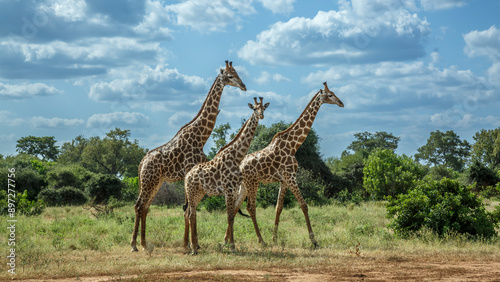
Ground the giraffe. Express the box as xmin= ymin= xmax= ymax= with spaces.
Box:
xmin=183 ymin=97 xmax=270 ymax=255
xmin=131 ymin=61 xmax=246 ymax=252
xmin=231 ymin=82 xmax=343 ymax=247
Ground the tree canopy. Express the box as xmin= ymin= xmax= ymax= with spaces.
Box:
xmin=16 ymin=136 xmax=59 ymax=161
xmin=345 ymin=131 xmax=400 ymax=157
xmin=471 ymin=128 xmax=500 ymax=169
xmin=59 ymin=128 xmax=147 ymax=177
xmin=415 ymin=130 xmax=471 ymax=172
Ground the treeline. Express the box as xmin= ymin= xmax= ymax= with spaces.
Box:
xmin=2 ymin=126 xmax=500 ymax=213
xmin=327 ymin=129 xmax=500 ymax=201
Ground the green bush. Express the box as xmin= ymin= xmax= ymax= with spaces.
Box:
xmin=202 ymin=195 xmax=226 ymax=212
xmin=256 ymin=182 xmax=295 ymax=209
xmin=363 ymin=149 xmax=425 ymax=200
xmin=38 ymin=187 xmax=88 ymax=206
xmin=0 ymin=167 xmax=46 ymax=201
xmin=122 ymin=177 xmax=140 ymax=202
xmin=1 ymin=190 xmax=45 ymax=216
xmin=85 ymin=174 xmax=123 ymax=204
xmin=46 ymin=165 xmax=94 ymax=190
xmin=386 ymin=178 xmax=499 ymax=239
xmin=295 ymin=167 xmax=330 ymax=206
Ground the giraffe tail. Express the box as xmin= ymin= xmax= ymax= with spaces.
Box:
xmin=238 ymin=209 xmax=250 ymax=218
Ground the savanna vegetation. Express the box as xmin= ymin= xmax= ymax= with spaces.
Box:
xmin=1 ymin=125 xmax=500 ymax=280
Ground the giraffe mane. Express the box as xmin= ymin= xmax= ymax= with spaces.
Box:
xmin=270 ymin=90 xmax=321 ymax=143
xmin=178 ymin=74 xmax=221 ymax=132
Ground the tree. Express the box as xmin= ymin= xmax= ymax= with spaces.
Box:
xmin=415 ymin=130 xmax=471 ymax=172
xmin=363 ymin=149 xmax=425 ymax=199
xmin=468 ymin=160 xmax=500 ymax=191
xmin=346 ymin=131 xmax=400 ymax=157
xmin=471 ymin=128 xmax=500 ymax=169
xmin=81 ymin=128 xmax=147 ymax=177
xmin=58 ymin=135 xmax=88 ymax=164
xmin=16 ymin=136 xmax=59 ymax=161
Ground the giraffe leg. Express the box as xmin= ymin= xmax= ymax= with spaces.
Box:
xmin=140 ymin=204 xmax=149 ymax=250
xmin=247 ymin=184 xmax=265 ymax=245
xmin=183 ymin=204 xmax=190 ymax=253
xmin=189 ymin=204 xmax=198 ymax=255
xmin=286 ymin=177 xmax=319 ymax=248
xmin=225 ymin=184 xmax=247 ymax=244
xmin=225 ymin=193 xmax=236 ymax=253
xmin=192 ymin=192 xmax=204 ymax=250
xmin=272 ymin=182 xmax=288 ymax=244
xmin=130 ymin=200 xmax=142 ymax=252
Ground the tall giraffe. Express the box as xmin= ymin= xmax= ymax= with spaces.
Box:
xmin=131 ymin=61 xmax=246 ymax=252
xmin=184 ymin=97 xmax=269 ymax=254
xmin=232 ymin=82 xmax=343 ymax=247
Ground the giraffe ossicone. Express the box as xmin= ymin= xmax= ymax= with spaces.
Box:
xmin=130 ymin=61 xmax=246 ymax=252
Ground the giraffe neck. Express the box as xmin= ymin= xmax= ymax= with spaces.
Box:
xmin=278 ymin=92 xmax=323 ymax=155
xmin=183 ymin=75 xmax=225 ymax=143
xmin=217 ymin=114 xmax=260 ymax=163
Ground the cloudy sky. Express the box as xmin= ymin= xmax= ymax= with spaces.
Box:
xmin=1 ymin=0 xmax=499 ymax=159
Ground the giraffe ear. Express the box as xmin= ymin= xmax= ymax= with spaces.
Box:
xmin=220 ymin=69 xmax=224 ymax=74
xmin=248 ymin=103 xmax=254 ymax=110
xmin=264 ymin=102 xmax=270 ymax=109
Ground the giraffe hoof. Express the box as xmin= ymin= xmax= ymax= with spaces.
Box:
xmin=131 ymin=246 xmax=139 ymax=252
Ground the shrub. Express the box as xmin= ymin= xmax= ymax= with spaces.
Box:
xmin=122 ymin=177 xmax=140 ymax=203
xmin=256 ymin=182 xmax=295 ymax=209
xmin=295 ymin=167 xmax=330 ymax=206
xmin=386 ymin=178 xmax=499 ymax=239
xmin=85 ymin=174 xmax=123 ymax=204
xmin=1 ymin=190 xmax=45 ymax=216
xmin=363 ymin=149 xmax=425 ymax=200
xmin=202 ymin=195 xmax=226 ymax=212
xmin=38 ymin=187 xmax=88 ymax=206
xmin=46 ymin=165 xmax=94 ymax=190
xmin=151 ymin=181 xmax=185 ymax=206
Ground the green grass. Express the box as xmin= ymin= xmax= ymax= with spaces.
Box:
xmin=1 ymin=201 xmax=499 ymax=280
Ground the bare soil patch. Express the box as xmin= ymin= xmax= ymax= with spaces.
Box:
xmin=18 ymin=257 xmax=500 ymax=281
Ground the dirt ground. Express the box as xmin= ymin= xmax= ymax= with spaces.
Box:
xmin=19 ymin=258 xmax=500 ymax=281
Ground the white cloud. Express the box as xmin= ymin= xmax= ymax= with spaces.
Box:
xmin=89 ymin=64 xmax=207 ymax=103
xmin=0 ymin=111 xmax=24 ymax=126
xmin=255 ymin=71 xmax=291 ymax=84
xmin=166 ymin=0 xmax=255 ymax=32
xmin=31 ymin=116 xmax=85 ymax=128
xmin=464 ymin=26 xmax=500 ymax=88
xmin=41 ymin=0 xmax=88 ymax=22
xmin=464 ymin=25 xmax=500 ymax=62
xmin=302 ymin=60 xmax=493 ymax=112
xmin=133 ymin=0 xmax=173 ymax=40
xmin=419 ymin=0 xmax=466 ymax=11
xmin=255 ymin=71 xmax=271 ymax=84
xmin=87 ymin=112 xmax=152 ymax=129
xmin=238 ymin=3 xmax=430 ymax=66
xmin=273 ymin=73 xmax=291 ymax=82
xmin=257 ymin=0 xmax=295 ymax=14
xmin=0 ymin=0 xmax=172 ymax=80
xmin=0 ymin=83 xmax=61 ymax=100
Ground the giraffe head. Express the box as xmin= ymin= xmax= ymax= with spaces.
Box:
xmin=319 ymin=82 xmax=344 ymax=107
xmin=220 ymin=60 xmax=247 ymax=91
xmin=248 ymin=97 xmax=270 ymax=119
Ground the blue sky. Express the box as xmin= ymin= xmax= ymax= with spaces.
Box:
xmin=1 ymin=0 xmax=499 ymax=159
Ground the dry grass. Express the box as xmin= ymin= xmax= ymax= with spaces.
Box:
xmin=1 ymin=201 xmax=499 ymax=281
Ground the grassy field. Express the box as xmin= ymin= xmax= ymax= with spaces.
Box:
xmin=1 ymin=201 xmax=500 ymax=281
